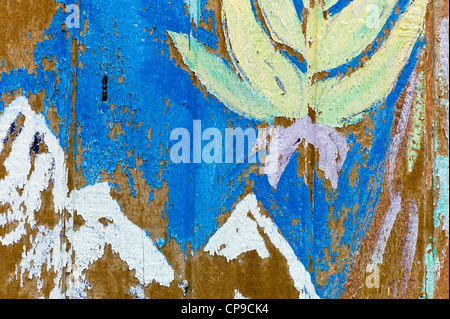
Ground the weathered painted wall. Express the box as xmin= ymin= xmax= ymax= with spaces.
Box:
xmin=0 ymin=0 xmax=448 ymax=299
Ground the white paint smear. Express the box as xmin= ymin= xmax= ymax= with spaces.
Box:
xmin=234 ymin=289 xmax=249 ymax=299
xmin=0 ymin=96 xmax=68 ymax=246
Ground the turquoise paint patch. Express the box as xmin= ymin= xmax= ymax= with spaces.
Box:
xmin=424 ymin=243 xmax=437 ymax=299
xmin=434 ymin=155 xmax=449 ymax=232
xmin=185 ymin=0 xmax=200 ymax=25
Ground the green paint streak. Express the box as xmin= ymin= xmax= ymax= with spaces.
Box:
xmin=407 ymin=72 xmax=425 ymax=173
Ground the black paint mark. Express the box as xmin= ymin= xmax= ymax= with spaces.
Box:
xmin=3 ymin=114 xmax=23 ymax=144
xmin=3 ymin=121 xmax=17 ymax=144
xmin=178 ymin=280 xmax=189 ymax=297
xmin=30 ymin=133 xmax=42 ymax=155
xmin=8 ymin=121 xmax=17 ymax=136
xmin=102 ymin=91 xmax=108 ymax=103
xmin=102 ymin=75 xmax=108 ymax=103
xmin=274 ymin=76 xmax=287 ymax=95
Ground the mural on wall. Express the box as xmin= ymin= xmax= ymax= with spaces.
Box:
xmin=0 ymin=0 xmax=448 ymax=299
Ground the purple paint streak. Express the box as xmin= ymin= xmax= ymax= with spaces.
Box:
xmin=368 ymin=73 xmax=419 ymax=273
xmin=439 ymin=18 xmax=449 ymax=82
xmin=398 ymin=201 xmax=419 ymax=298
xmin=369 ymin=193 xmax=402 ymax=271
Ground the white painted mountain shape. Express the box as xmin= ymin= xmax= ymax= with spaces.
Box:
xmin=0 ymin=96 xmax=174 ymax=298
xmin=204 ymin=193 xmax=320 ymax=299
xmin=204 ymin=197 xmax=270 ymax=261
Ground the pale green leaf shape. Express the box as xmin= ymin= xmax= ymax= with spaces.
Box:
xmin=168 ymin=31 xmax=278 ymax=122
xmin=221 ymin=0 xmax=308 ymax=118
xmin=314 ymin=0 xmax=427 ymax=127
xmin=167 ymin=0 xmax=426 ymax=128
xmin=315 ymin=0 xmax=401 ymax=72
xmin=256 ymin=0 xmax=306 ymax=56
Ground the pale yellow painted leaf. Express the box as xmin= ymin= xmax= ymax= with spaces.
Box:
xmin=313 ymin=0 xmax=426 ymax=127
xmin=256 ymin=0 xmax=306 ymax=56
xmin=314 ymin=0 xmax=400 ymax=72
xmin=168 ymin=31 xmax=278 ymax=121
xmin=222 ymin=0 xmax=308 ymax=118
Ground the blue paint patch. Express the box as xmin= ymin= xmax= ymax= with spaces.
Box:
xmin=292 ymin=0 xmax=305 ymax=22
xmin=253 ymin=152 xmax=314 ymax=280
xmin=280 ymin=50 xmax=307 ymax=74
xmin=328 ymin=0 xmax=353 ymax=16
xmin=156 ymin=238 xmax=165 ymax=248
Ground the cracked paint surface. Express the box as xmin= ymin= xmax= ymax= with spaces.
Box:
xmin=0 ymin=0 xmax=448 ymax=299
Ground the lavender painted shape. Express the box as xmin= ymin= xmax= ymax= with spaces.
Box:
xmin=256 ymin=116 xmax=348 ymax=189
xmin=439 ymin=18 xmax=449 ymax=82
